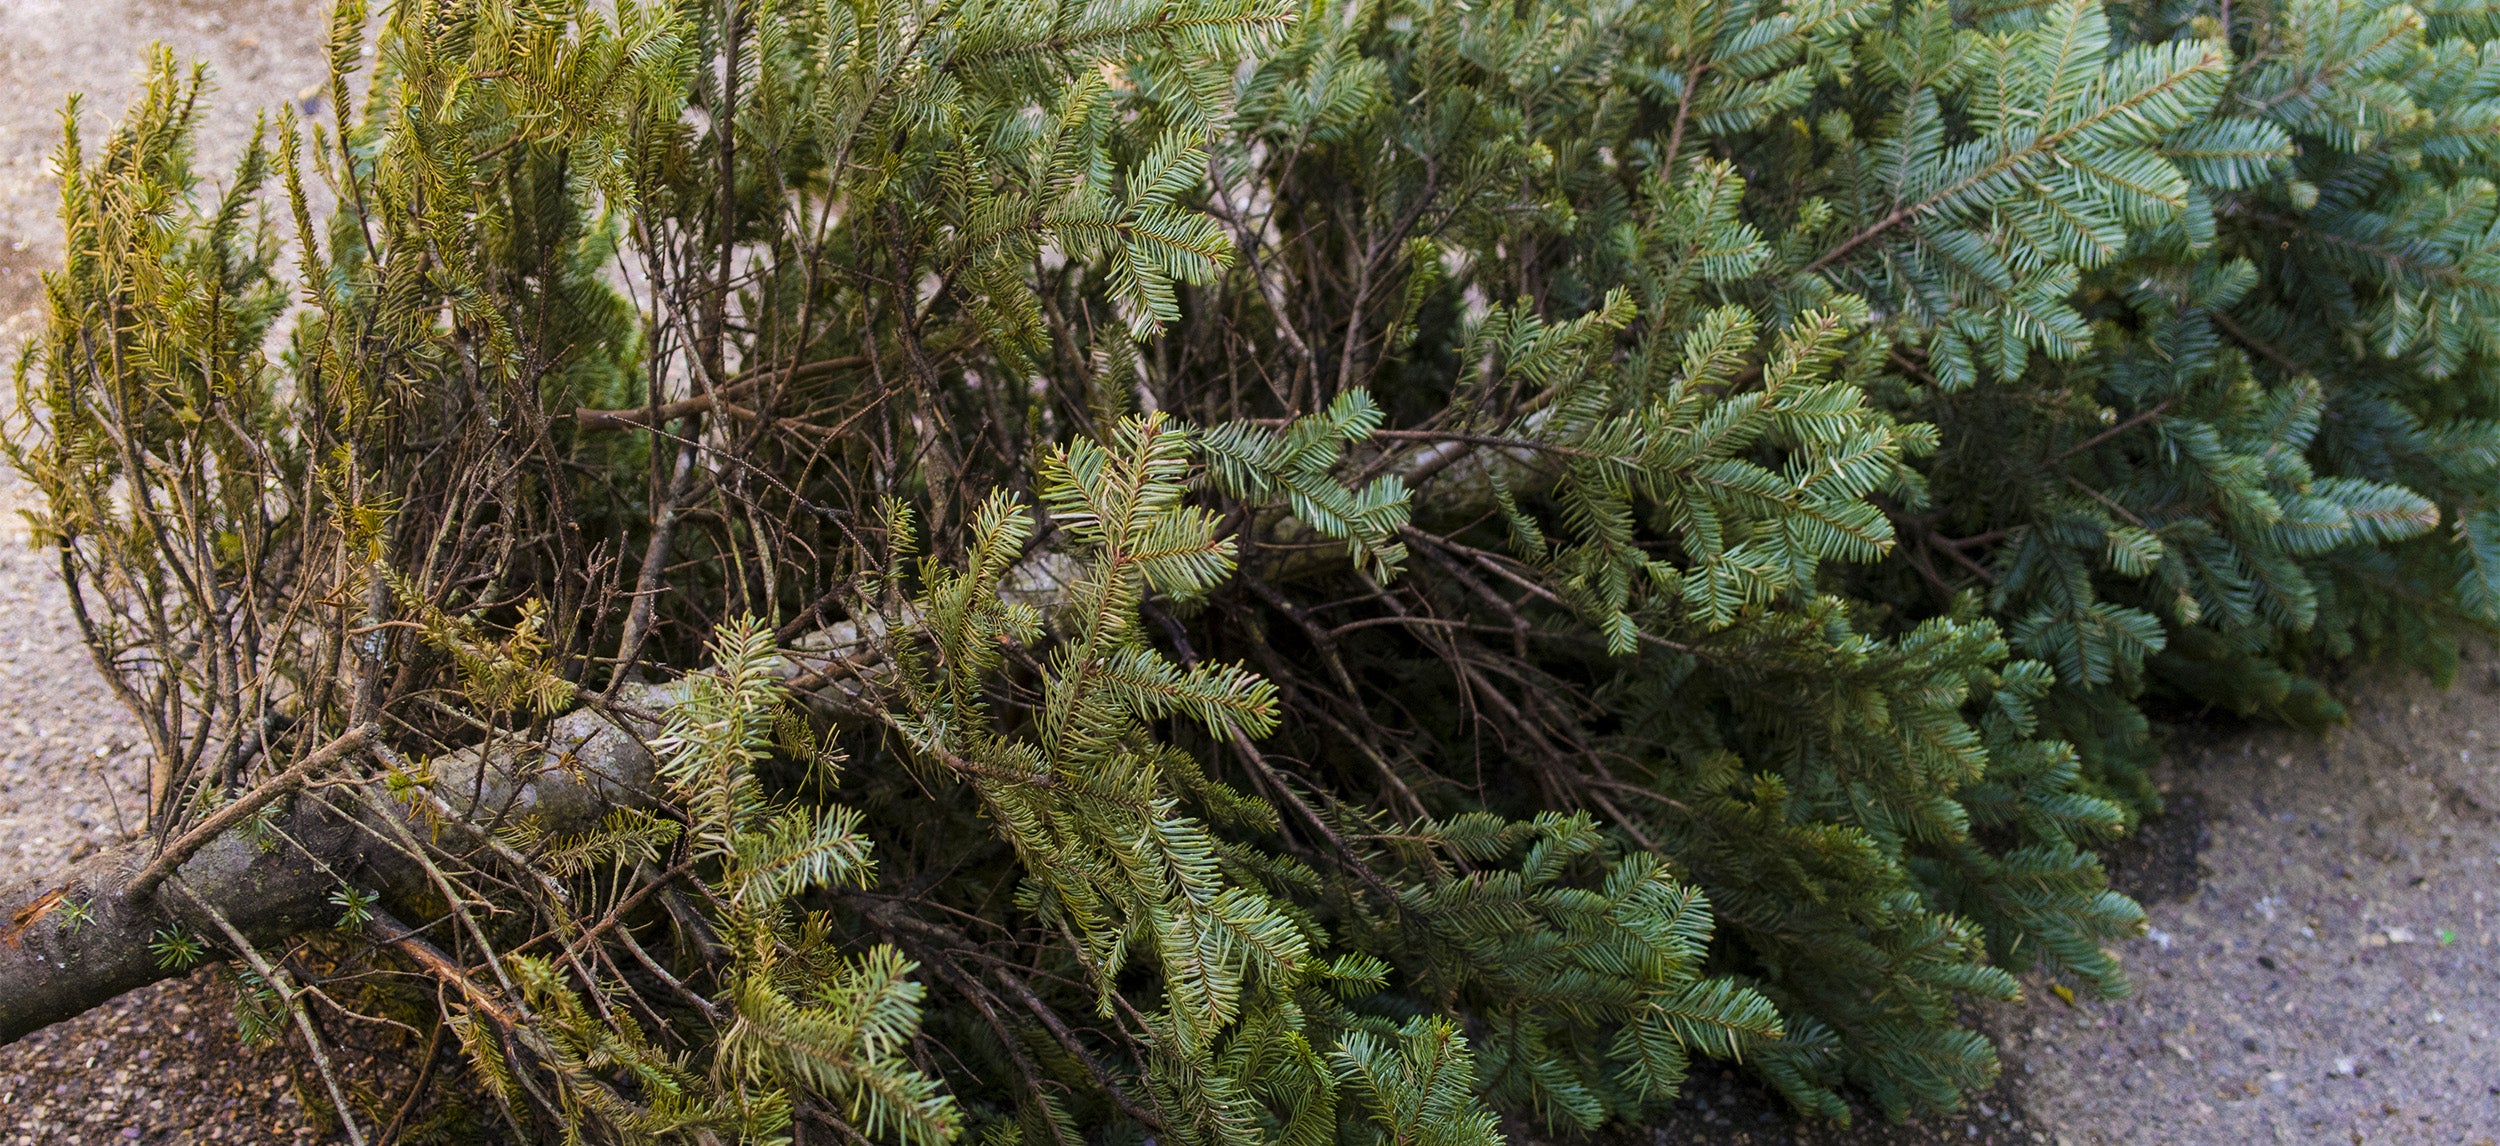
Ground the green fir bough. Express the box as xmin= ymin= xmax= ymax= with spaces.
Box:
xmin=11 ymin=0 xmax=2500 ymax=1137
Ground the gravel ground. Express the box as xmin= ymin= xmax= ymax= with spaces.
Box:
xmin=0 ymin=456 xmax=451 ymax=1145
xmin=0 ymin=6 xmax=423 ymax=1143
xmin=0 ymin=4 xmax=2497 ymax=1144
xmin=2002 ymin=660 xmax=2500 ymax=1144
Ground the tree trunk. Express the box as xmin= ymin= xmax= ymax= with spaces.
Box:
xmin=0 ymin=693 xmax=661 ymax=1044
xmin=0 ymin=439 xmax=1535 ymax=1045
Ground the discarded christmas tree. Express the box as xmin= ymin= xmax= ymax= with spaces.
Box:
xmin=7 ymin=0 xmax=2499 ymax=1138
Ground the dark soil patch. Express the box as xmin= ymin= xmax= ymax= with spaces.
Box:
xmin=2099 ymin=787 xmax=2209 ymax=906
xmin=1570 ymin=1060 xmax=2046 ymax=1146
xmin=0 ymin=964 xmax=498 ymax=1145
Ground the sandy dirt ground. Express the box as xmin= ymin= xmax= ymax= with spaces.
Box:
xmin=0 ymin=5 xmax=454 ymax=1143
xmin=1999 ymin=663 xmax=2500 ymax=1143
xmin=0 ymin=4 xmax=2495 ymax=1145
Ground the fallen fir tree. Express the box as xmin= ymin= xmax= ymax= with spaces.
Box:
xmin=6 ymin=0 xmax=2499 ymax=1138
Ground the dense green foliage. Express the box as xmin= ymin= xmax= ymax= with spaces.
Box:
xmin=16 ymin=0 xmax=2500 ymax=1138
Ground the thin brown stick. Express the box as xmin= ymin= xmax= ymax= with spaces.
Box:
xmin=371 ymin=1017 xmax=445 ymax=1146
xmin=1226 ymin=726 xmax=1399 ymax=904
xmin=572 ymin=356 xmax=866 ymax=431
xmin=2061 ymin=472 xmax=2152 ymax=530
xmin=1927 ymin=530 xmax=2000 ymax=585
xmin=1367 ymin=428 xmax=1605 ymax=458
xmin=175 ymin=878 xmax=370 ymax=1146
xmin=2209 ymin=308 xmax=2311 ymax=378
xmin=558 ymin=855 xmax=700 ymax=964
xmin=2055 ymin=400 xmax=2172 ymax=463
xmin=368 ymin=908 xmax=519 ymax=1028
xmin=993 ymin=968 xmax=1165 ymax=1131
xmin=124 ymin=724 xmax=376 ymax=901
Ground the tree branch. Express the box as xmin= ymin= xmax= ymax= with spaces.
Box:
xmin=125 ymin=724 xmax=376 ymax=902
